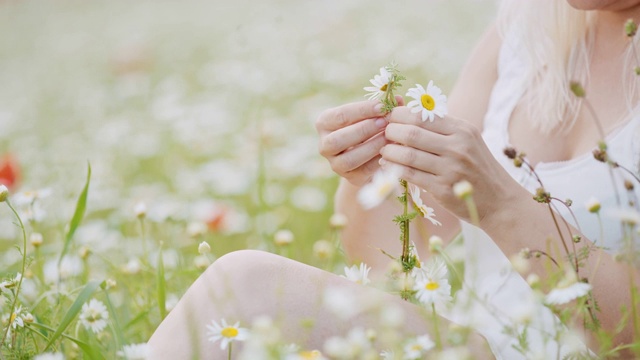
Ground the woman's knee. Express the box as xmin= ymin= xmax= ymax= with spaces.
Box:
xmin=203 ymin=250 xmax=289 ymax=286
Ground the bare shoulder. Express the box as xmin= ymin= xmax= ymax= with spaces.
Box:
xmin=447 ymin=23 xmax=501 ymax=130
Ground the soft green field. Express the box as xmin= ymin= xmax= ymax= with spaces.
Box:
xmin=0 ymin=0 xmax=496 ymax=357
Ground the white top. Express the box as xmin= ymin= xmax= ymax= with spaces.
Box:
xmin=443 ymin=36 xmax=640 ymax=359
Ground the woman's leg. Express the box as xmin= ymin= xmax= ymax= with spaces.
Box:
xmin=147 ymin=250 xmax=493 ymax=359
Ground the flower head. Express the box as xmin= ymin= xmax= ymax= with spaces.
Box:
xmin=198 ymin=241 xmax=211 ymax=254
xmin=117 ymin=343 xmax=150 ymax=359
xmin=545 ymin=269 xmax=591 ymax=305
xmin=363 ymin=67 xmax=392 ymax=100
xmin=406 ymin=81 xmax=448 ymax=122
xmin=206 ymin=318 xmax=249 ymax=350
xmin=409 ymin=184 xmax=441 ymax=226
xmin=412 ymin=257 xmax=452 ymax=307
xmin=403 ymin=335 xmax=435 ymax=359
xmin=585 ymin=197 xmax=601 ymax=213
xmin=79 ymin=299 xmax=109 ymax=334
xmin=341 ymin=263 xmax=371 ymax=285
xmin=357 ymin=167 xmax=401 ymax=209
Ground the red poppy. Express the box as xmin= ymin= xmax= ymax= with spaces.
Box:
xmin=0 ymin=155 xmax=19 ymax=190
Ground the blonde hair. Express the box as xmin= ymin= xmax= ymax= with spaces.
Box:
xmin=497 ymin=0 xmax=638 ymax=134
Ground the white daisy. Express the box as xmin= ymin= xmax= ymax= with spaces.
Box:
xmin=357 ymin=167 xmax=401 ymax=210
xmin=412 ymin=257 xmax=452 ymax=307
xmin=545 ymin=270 xmax=592 ymax=305
xmin=380 ymin=350 xmax=395 ymax=360
xmin=341 ymin=263 xmax=371 ymax=285
xmin=206 ymin=318 xmax=249 ymax=350
xmin=79 ymin=299 xmax=109 ymax=334
xmin=403 ymin=335 xmax=435 ymax=359
xmin=406 ymin=81 xmax=448 ymax=122
xmin=409 ymin=184 xmax=441 ymax=226
xmin=363 ymin=67 xmax=392 ymax=100
xmin=117 ymin=343 xmax=150 ymax=359
xmin=284 ymin=349 xmax=327 ymax=360
xmin=585 ymin=196 xmax=601 ymax=213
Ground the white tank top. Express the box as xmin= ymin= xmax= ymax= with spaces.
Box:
xmin=443 ymin=36 xmax=640 ymax=359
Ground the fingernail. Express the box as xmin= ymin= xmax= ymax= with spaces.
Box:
xmin=374 ymin=103 xmax=383 ymax=113
xmin=378 ymin=158 xmax=386 ymax=166
xmin=375 ymin=118 xmax=387 ymax=128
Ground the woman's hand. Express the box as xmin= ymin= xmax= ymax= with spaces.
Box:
xmin=316 ymin=98 xmax=403 ymax=186
xmin=380 ymin=106 xmax=517 ymax=224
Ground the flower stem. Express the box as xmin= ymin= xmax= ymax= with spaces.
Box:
xmin=400 ymin=180 xmax=410 ymax=265
xmin=228 ymin=342 xmax=233 ymax=360
xmin=432 ymin=303 xmax=442 ymax=350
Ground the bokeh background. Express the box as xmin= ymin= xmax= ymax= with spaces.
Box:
xmin=0 ymin=0 xmax=497 ymax=355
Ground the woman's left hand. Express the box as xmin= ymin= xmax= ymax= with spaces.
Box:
xmin=380 ymin=106 xmax=518 ymax=224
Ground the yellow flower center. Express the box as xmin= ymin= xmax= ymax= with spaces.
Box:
xmin=420 ymin=94 xmax=435 ymax=111
xmin=221 ymin=327 xmax=239 ymax=338
xmin=425 ymin=281 xmax=439 ymax=291
xmin=377 ymin=183 xmax=392 ymax=197
xmin=380 ymin=83 xmax=388 ymax=92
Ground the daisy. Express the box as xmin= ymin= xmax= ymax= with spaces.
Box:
xmin=363 ymin=67 xmax=392 ymax=100
xmin=412 ymin=257 xmax=452 ymax=307
xmin=545 ymin=270 xmax=592 ymax=305
xmin=79 ymin=299 xmax=109 ymax=334
xmin=284 ymin=349 xmax=327 ymax=360
xmin=117 ymin=343 xmax=150 ymax=359
xmin=409 ymin=184 xmax=441 ymax=226
xmin=206 ymin=318 xmax=249 ymax=350
xmin=403 ymin=335 xmax=435 ymax=359
xmin=357 ymin=167 xmax=401 ymax=210
xmin=341 ymin=263 xmax=371 ymax=285
xmin=406 ymin=81 xmax=448 ymax=122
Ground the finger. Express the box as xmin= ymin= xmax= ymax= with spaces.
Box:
xmin=316 ymin=100 xmax=384 ymax=132
xmin=380 ymin=144 xmax=445 ymax=176
xmin=387 ymin=106 xmax=458 ymax=135
xmin=344 ymin=155 xmax=382 ymax=185
xmin=380 ymin=161 xmax=435 ymax=191
xmin=319 ymin=118 xmax=388 ymax=156
xmin=331 ymin=133 xmax=388 ymax=173
xmin=395 ymin=95 xmax=405 ymax=106
xmin=384 ymin=123 xmax=448 ymax=154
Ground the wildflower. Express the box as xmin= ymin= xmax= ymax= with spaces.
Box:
xmin=452 ymin=180 xmax=473 ymax=199
xmin=363 ymin=67 xmax=392 ymax=100
xmin=585 ymin=197 xmax=601 ymax=213
xmin=323 ymin=327 xmax=373 ymax=359
xmin=123 ymin=257 xmax=142 ymax=274
xmin=134 ymin=201 xmax=147 ymax=219
xmin=12 ymin=188 xmax=51 ymax=207
xmin=545 ymin=269 xmax=592 ymax=305
xmin=569 ymin=81 xmax=586 ymax=98
xmin=30 ymin=232 xmax=43 ymax=247
xmin=194 ymin=255 xmax=210 ymax=270
xmin=105 ymin=279 xmax=117 ymax=289
xmin=341 ymin=263 xmax=371 ymax=285
xmin=412 ymin=257 xmax=452 ymax=307
xmin=8 ymin=305 xmax=25 ymax=330
xmin=606 ymin=207 xmax=640 ymax=225
xmin=403 ymin=335 xmax=435 ymax=359
xmin=198 ymin=241 xmax=211 ymax=254
xmin=0 ymin=154 xmax=19 ymax=190
xmin=509 ymin=252 xmax=530 ymax=274
xmin=409 ymin=184 xmax=441 ymax=225
xmin=526 ymin=273 xmax=540 ymax=287
xmin=274 ymin=229 xmax=294 ymax=246
xmin=625 ymin=18 xmax=638 ymax=37
xmin=0 ymin=184 xmax=8 ymax=202
xmin=380 ymin=350 xmax=395 ymax=360
xmin=285 ymin=350 xmax=327 ymax=360
xmin=329 ymin=213 xmax=348 ymax=229
xmin=79 ymin=299 xmax=109 ymax=333
xmin=22 ymin=312 xmax=34 ymax=324
xmin=117 ymin=343 xmax=149 ymax=359
xmin=187 ymin=221 xmax=208 ymax=237
xmin=206 ymin=319 xmax=249 ymax=350
xmin=357 ymin=167 xmax=401 ymax=209
xmin=312 ymin=239 xmax=334 ymax=260
xmin=44 ymin=256 xmax=83 ymax=283
xmin=428 ymin=235 xmax=443 ymax=253
xmin=406 ymin=81 xmax=448 ymax=122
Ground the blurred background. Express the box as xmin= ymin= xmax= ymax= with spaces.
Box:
xmin=0 ymin=0 xmax=497 ymax=353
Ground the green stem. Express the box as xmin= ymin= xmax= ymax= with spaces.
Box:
xmin=1 ymin=200 xmax=28 ymax=348
xmin=432 ymin=303 xmax=442 ymax=350
xmin=228 ymin=342 xmax=233 ymax=360
xmin=400 ymin=180 xmax=410 ymax=265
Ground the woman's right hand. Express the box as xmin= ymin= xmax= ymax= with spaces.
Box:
xmin=315 ymin=98 xmax=401 ymax=186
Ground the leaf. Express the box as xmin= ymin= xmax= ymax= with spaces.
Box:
xmin=30 ymin=322 xmax=105 ymax=360
xmin=59 ymin=162 xmax=91 ymax=266
xmin=44 ymin=280 xmax=103 ymax=351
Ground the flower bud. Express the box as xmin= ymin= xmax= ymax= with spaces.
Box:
xmin=106 ymin=278 xmax=117 ymax=289
xmin=625 ymin=18 xmax=638 ymax=37
xmin=313 ymin=239 xmax=334 ymax=260
xmin=0 ymin=185 xmax=8 ymax=202
xmin=428 ymin=235 xmax=443 ymax=253
xmin=570 ymin=81 xmax=586 ymax=98
xmin=198 ymin=241 xmax=211 ymax=255
xmin=187 ymin=222 xmax=207 ymax=238
xmin=625 ymin=180 xmax=634 ymax=191
xmin=452 ymin=180 xmax=473 ymax=199
xmin=503 ymin=147 xmax=517 ymax=159
xmin=194 ymin=255 xmax=210 ymax=270
xmin=22 ymin=313 xmax=34 ymax=324
xmin=78 ymin=246 xmax=91 ymax=259
xmin=273 ymin=229 xmax=294 ymax=246
xmin=526 ymin=273 xmax=540 ymax=287
xmin=30 ymin=232 xmax=43 ymax=248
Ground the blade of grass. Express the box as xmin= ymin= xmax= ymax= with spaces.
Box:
xmin=44 ymin=280 xmax=103 ymax=351
xmin=59 ymin=162 xmax=91 ymax=266
xmin=29 ymin=322 xmax=104 ymax=360
xmin=157 ymin=243 xmax=167 ymax=320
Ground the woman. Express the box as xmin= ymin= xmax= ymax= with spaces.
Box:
xmin=148 ymin=0 xmax=640 ymax=358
